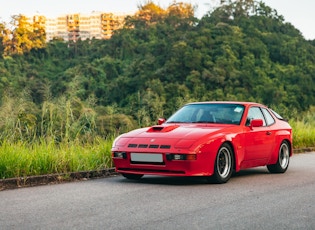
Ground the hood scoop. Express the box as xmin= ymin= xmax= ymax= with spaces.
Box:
xmin=147 ymin=125 xmax=179 ymax=133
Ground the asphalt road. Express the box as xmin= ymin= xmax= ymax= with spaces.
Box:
xmin=0 ymin=152 xmax=314 ymax=230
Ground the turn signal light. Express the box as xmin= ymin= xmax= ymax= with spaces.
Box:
xmin=166 ymin=154 xmax=197 ymax=161
xmin=185 ymin=154 xmax=197 ymax=161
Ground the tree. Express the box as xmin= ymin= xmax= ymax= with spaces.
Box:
xmin=4 ymin=15 xmax=46 ymax=56
xmin=0 ymin=22 xmax=7 ymax=57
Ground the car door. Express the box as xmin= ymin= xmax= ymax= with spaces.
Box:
xmin=243 ymin=106 xmax=275 ymax=162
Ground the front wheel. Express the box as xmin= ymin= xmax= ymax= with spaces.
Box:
xmin=208 ymin=143 xmax=234 ymax=184
xmin=267 ymin=141 xmax=290 ymax=173
xmin=122 ymin=173 xmax=144 ymax=180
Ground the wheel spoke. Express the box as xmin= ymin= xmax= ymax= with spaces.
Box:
xmin=267 ymin=141 xmax=290 ymax=174
xmin=217 ymin=148 xmax=231 ymax=178
xmin=280 ymin=143 xmax=289 ymax=168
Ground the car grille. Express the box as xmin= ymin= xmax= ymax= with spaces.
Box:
xmin=128 ymin=144 xmax=171 ymax=149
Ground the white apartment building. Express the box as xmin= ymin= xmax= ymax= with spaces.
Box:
xmin=45 ymin=18 xmax=57 ymax=41
xmin=31 ymin=11 xmax=129 ymax=42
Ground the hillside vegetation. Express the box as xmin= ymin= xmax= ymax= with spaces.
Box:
xmin=0 ymin=0 xmax=314 ymax=178
xmin=1 ymin=1 xmax=314 ymax=137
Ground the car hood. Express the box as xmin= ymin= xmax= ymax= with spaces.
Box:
xmin=113 ymin=123 xmax=239 ymax=150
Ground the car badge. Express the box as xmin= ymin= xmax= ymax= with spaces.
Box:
xmin=150 ymin=139 xmax=155 ymax=142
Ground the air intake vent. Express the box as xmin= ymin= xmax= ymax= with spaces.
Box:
xmin=147 ymin=125 xmax=179 ymax=132
xmin=127 ymin=144 xmax=171 ymax=149
xmin=152 ymin=126 xmax=164 ymax=131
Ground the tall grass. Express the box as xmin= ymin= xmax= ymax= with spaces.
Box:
xmin=0 ymin=96 xmax=121 ymax=179
xmin=290 ymin=110 xmax=315 ymax=149
xmin=0 ymin=95 xmax=314 ymax=179
xmin=0 ymin=137 xmax=113 ymax=179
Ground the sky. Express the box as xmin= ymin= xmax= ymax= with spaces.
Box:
xmin=1 ymin=0 xmax=314 ymax=40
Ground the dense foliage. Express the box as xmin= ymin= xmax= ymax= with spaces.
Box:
xmin=0 ymin=0 xmax=315 ymax=142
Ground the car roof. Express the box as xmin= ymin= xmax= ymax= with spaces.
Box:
xmin=187 ymin=101 xmax=266 ymax=107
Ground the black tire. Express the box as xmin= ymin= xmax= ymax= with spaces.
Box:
xmin=267 ymin=141 xmax=290 ymax=173
xmin=208 ymin=143 xmax=234 ymax=184
xmin=122 ymin=173 xmax=144 ymax=180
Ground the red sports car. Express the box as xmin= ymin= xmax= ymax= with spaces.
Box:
xmin=112 ymin=101 xmax=292 ymax=183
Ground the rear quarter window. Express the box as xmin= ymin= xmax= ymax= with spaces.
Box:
xmin=262 ymin=108 xmax=275 ymax=126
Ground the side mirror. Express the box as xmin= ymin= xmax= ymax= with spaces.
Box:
xmin=158 ymin=118 xmax=166 ymax=125
xmin=250 ymin=119 xmax=263 ymax=128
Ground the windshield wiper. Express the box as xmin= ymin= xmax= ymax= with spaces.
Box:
xmin=191 ymin=121 xmax=215 ymax=123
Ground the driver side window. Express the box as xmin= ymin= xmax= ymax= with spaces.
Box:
xmin=246 ymin=107 xmax=266 ymax=126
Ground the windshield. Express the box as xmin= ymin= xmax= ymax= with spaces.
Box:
xmin=166 ymin=103 xmax=245 ymax=125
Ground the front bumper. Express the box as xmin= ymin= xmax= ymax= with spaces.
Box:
xmin=112 ymin=151 xmax=214 ymax=177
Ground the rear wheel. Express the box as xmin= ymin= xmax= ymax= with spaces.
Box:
xmin=122 ymin=173 xmax=144 ymax=180
xmin=267 ymin=141 xmax=290 ymax=173
xmin=208 ymin=143 xmax=234 ymax=184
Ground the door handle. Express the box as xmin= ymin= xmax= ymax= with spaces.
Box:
xmin=266 ymin=131 xmax=272 ymax=135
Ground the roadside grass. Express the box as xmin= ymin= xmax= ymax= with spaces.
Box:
xmin=0 ymin=137 xmax=113 ymax=179
xmin=0 ymin=117 xmax=314 ymax=180
xmin=290 ymin=120 xmax=315 ymax=150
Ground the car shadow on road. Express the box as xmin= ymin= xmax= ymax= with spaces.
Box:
xmin=116 ymin=167 xmax=270 ymax=186
xmin=233 ymin=167 xmax=270 ymax=178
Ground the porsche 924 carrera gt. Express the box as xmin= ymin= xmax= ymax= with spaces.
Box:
xmin=112 ymin=101 xmax=292 ymax=183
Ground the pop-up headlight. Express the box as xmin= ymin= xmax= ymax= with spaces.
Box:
xmin=174 ymin=139 xmax=195 ymax=149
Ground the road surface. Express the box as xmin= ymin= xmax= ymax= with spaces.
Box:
xmin=0 ymin=152 xmax=314 ymax=230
